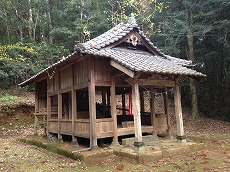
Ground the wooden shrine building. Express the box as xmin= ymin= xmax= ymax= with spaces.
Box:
xmin=19 ymin=15 xmax=205 ymax=148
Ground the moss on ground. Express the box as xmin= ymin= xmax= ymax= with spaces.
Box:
xmin=20 ymin=138 xmax=84 ymax=160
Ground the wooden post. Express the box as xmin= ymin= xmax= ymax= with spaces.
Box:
xmin=122 ymin=92 xmax=126 ymax=120
xmin=107 ymin=89 xmax=110 ymax=110
xmin=71 ymin=89 xmax=78 ymax=145
xmin=35 ymin=82 xmax=39 ymax=112
xmin=58 ymin=93 xmax=63 ymax=141
xmin=140 ymin=90 xmax=145 ymax=113
xmin=174 ymin=78 xmax=185 ymax=141
xmin=164 ymin=87 xmax=171 ymax=136
xmin=46 ymin=95 xmax=51 ymax=135
xmin=88 ymin=58 xmax=97 ymax=148
xmin=132 ymin=82 xmax=144 ymax=147
xmin=150 ymin=86 xmax=157 ymax=135
xmin=111 ymin=78 xmax=118 ymax=144
xmin=102 ymin=87 xmax=106 ymax=117
xmin=34 ymin=83 xmax=39 ymax=135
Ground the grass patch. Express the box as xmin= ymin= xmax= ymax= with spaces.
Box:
xmin=0 ymin=93 xmax=18 ymax=102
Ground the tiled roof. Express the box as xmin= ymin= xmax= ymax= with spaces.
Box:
xmin=76 ymin=15 xmax=205 ymax=78
xmin=82 ymin=48 xmax=205 ymax=77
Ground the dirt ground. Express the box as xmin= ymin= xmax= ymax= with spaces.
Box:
xmin=0 ymin=92 xmax=230 ymax=171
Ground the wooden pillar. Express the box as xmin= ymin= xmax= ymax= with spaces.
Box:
xmin=88 ymin=81 xmax=97 ymax=147
xmin=71 ymin=89 xmax=78 ymax=145
xmin=150 ymin=86 xmax=157 ymax=135
xmin=174 ymin=78 xmax=185 ymax=141
xmin=164 ymin=87 xmax=171 ymax=136
xmin=107 ymin=89 xmax=110 ymax=109
xmin=111 ymin=78 xmax=118 ymax=144
xmin=46 ymin=95 xmax=51 ymax=135
xmin=34 ymin=83 xmax=39 ymax=135
xmin=88 ymin=58 xmax=97 ymax=148
xmin=140 ymin=90 xmax=145 ymax=113
xmin=122 ymin=92 xmax=126 ymax=120
xmin=35 ymin=82 xmax=39 ymax=112
xmin=102 ymin=87 xmax=106 ymax=116
xmin=132 ymin=82 xmax=144 ymax=147
xmin=58 ymin=93 xmax=63 ymax=141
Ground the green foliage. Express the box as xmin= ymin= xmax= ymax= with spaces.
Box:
xmin=0 ymin=42 xmax=69 ymax=88
xmin=0 ymin=93 xmax=18 ymax=102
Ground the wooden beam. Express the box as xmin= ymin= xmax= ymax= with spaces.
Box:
xmin=150 ymin=86 xmax=157 ymax=135
xmin=110 ymin=60 xmax=135 ymax=78
xmin=174 ymin=78 xmax=185 ymax=140
xmin=132 ymin=82 xmax=144 ymax=147
xmin=126 ymin=78 xmax=175 ymax=87
xmin=111 ymin=78 xmax=118 ymax=143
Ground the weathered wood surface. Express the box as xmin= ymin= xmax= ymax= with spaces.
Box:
xmin=117 ymin=126 xmax=153 ymax=136
xmin=111 ymin=78 xmax=118 ymax=142
xmin=132 ymin=82 xmax=143 ymax=143
xmin=174 ymin=78 xmax=184 ymax=137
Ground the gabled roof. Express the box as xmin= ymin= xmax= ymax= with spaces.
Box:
xmin=75 ymin=15 xmax=205 ymax=78
xmin=19 ymin=15 xmax=205 ymax=87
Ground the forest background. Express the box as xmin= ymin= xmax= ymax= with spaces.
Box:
xmin=0 ymin=0 xmax=229 ymax=121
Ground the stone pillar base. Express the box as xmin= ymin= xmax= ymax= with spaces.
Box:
xmin=176 ymin=135 xmax=186 ymax=143
xmin=134 ymin=141 xmax=144 ymax=147
xmin=134 ymin=142 xmax=145 ymax=151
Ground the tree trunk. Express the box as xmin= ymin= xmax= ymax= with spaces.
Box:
xmin=187 ymin=5 xmax=199 ymax=118
xmin=46 ymin=0 xmax=53 ymax=43
xmin=187 ymin=15 xmax=199 ymax=119
xmin=28 ymin=0 xmax=35 ymax=42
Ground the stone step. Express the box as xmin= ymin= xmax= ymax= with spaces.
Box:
xmin=122 ymin=135 xmax=159 ymax=145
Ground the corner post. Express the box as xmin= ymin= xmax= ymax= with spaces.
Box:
xmin=111 ymin=77 xmax=118 ymax=145
xmin=132 ymin=81 xmax=144 ymax=148
xmin=88 ymin=58 xmax=97 ymax=148
xmin=174 ymin=78 xmax=186 ymax=142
